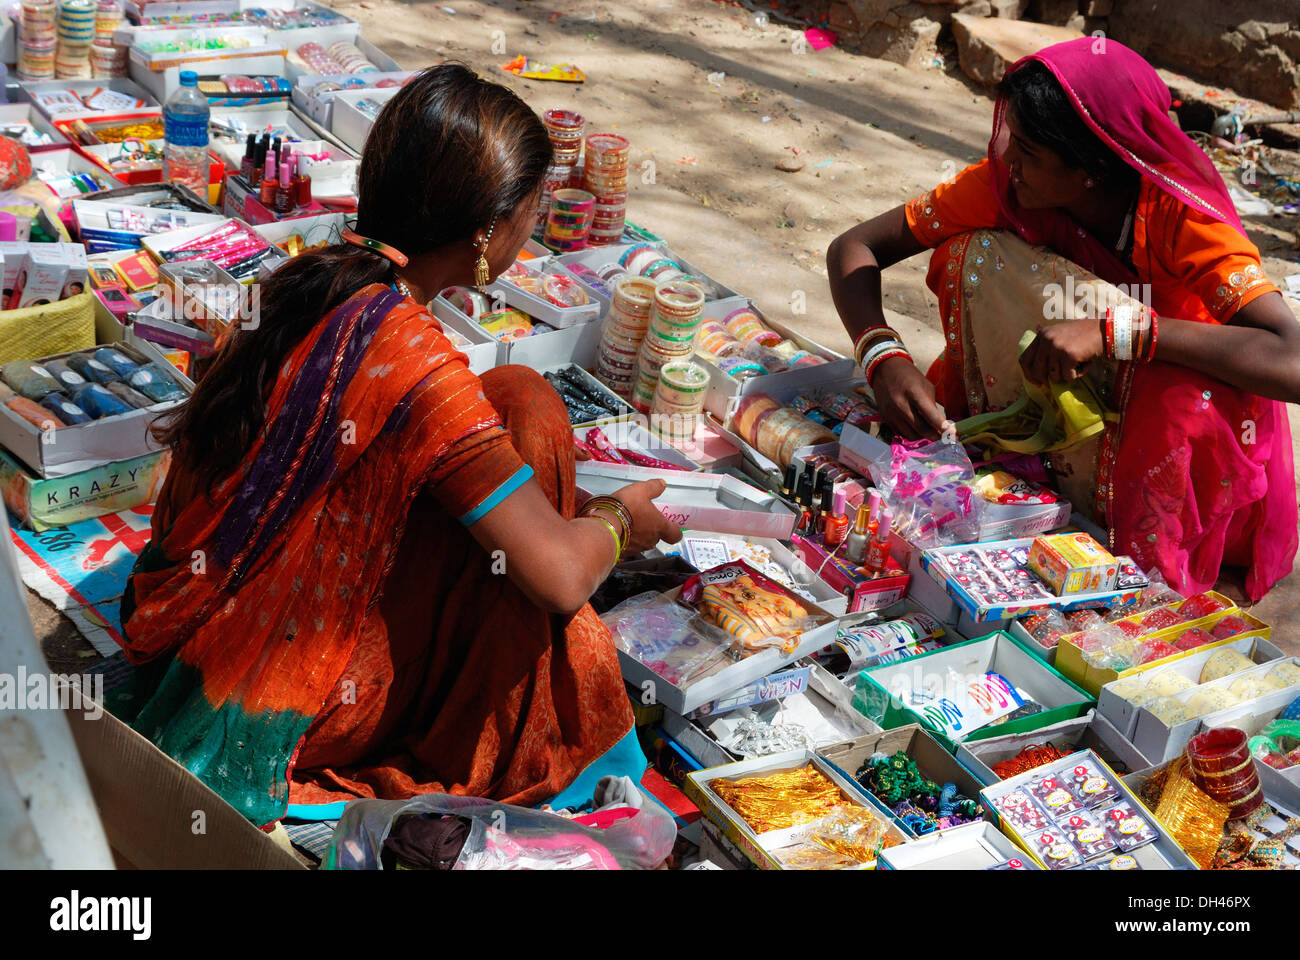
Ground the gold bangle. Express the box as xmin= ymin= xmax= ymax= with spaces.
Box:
xmin=589 ymin=515 xmax=623 ymax=564
xmin=853 ymin=326 xmax=902 ymax=365
xmin=582 ymin=496 xmax=633 ymax=541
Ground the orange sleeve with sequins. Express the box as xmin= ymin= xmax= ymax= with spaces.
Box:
xmin=1135 ymin=186 xmax=1279 ymax=325
xmin=903 ymin=158 xmax=1003 ymax=248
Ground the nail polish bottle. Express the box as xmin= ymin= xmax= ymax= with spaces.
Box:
xmin=865 ymin=510 xmax=893 ymax=576
xmin=780 ymin=463 xmax=797 ymax=501
xmin=295 ymin=152 xmax=311 ymax=207
xmin=817 ymin=476 xmax=834 ymax=538
xmin=795 ymin=471 xmax=814 ymax=533
xmin=259 ymin=152 xmax=277 ymax=207
xmin=239 ymin=133 xmax=256 ymax=182
xmin=846 ymin=491 xmax=880 ymax=565
xmin=275 ymin=160 xmax=294 ymax=215
xmin=823 ymin=489 xmax=849 ymax=549
xmin=250 ymin=138 xmax=264 ymax=188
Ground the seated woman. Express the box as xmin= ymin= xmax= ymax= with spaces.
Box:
xmin=117 ymin=64 xmax=680 ymax=827
xmin=827 ymin=38 xmax=1299 ymax=602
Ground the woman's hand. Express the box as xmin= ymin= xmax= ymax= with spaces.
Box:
xmin=1019 ymin=318 xmax=1104 ymax=385
xmin=870 ymin=355 xmax=950 ymax=440
xmin=609 ymin=478 xmax=684 ymax=553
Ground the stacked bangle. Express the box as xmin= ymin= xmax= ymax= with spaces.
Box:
xmin=865 ymin=346 xmax=912 ymax=388
xmin=1102 ymin=305 xmax=1159 ymax=363
xmin=579 ymin=494 xmax=633 ymax=559
xmin=853 ymin=325 xmax=902 ymax=366
xmin=589 ymin=516 xmax=623 ymax=564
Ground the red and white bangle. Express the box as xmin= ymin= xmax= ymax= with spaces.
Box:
xmin=853 ymin=325 xmax=902 ymax=366
xmin=865 ymin=348 xmax=912 ymax=388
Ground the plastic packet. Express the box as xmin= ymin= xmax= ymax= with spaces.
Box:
xmin=1020 ymin=607 xmax=1069 ymax=648
xmin=1103 ymin=802 xmax=1158 ymax=852
xmin=864 ymin=436 xmax=984 ymax=548
xmin=1029 ymin=771 xmax=1084 ymax=818
xmin=1177 ymin=591 xmax=1232 ymax=620
xmin=1135 ymin=639 xmax=1181 ymax=664
xmin=805 ymin=807 xmax=897 ymax=865
xmin=324 ymin=789 xmax=675 ymax=870
xmin=1061 ymin=811 xmax=1117 ymax=858
xmin=599 ymin=591 xmax=734 ymax=687
xmin=1064 ymin=758 xmax=1120 ymax=807
xmin=988 ymin=856 xmax=1033 ymax=870
xmin=1025 ymin=826 xmax=1085 ymax=869
xmin=1092 ymin=853 xmax=1142 ymax=870
xmin=993 ymin=790 xmax=1051 ymax=833
xmin=679 ymin=561 xmax=831 ymax=655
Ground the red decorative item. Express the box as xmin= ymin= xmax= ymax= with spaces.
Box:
xmin=1178 ymin=592 xmax=1230 ymax=620
xmin=1211 ymin=615 xmax=1252 ymax=640
xmin=1138 ymin=640 xmax=1180 ymax=663
xmin=0 ymin=136 xmax=33 ymax=191
xmin=1141 ymin=606 xmax=1187 ymax=632
xmin=1114 ymin=619 xmax=1143 ymax=639
xmin=1173 ymin=627 xmax=1216 ymax=650
xmin=1186 ymin=728 xmax=1264 ymax=821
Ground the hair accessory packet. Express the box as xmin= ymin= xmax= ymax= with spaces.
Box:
xmin=599 ymin=590 xmax=735 ymax=688
xmin=862 ymin=435 xmax=984 ymax=548
xmin=678 ymin=560 xmax=832 ymax=655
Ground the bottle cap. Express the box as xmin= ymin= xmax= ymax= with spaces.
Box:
xmin=876 ymin=511 xmax=892 ymax=541
xmin=819 ymin=476 xmax=834 ymax=511
xmin=280 ymin=160 xmax=292 ymax=185
xmin=781 ymin=463 xmax=797 ymax=496
xmin=867 ymin=489 xmax=883 ymax=518
xmin=796 ymin=471 xmax=813 ymax=505
xmin=832 ymin=488 xmax=846 ymax=516
xmin=853 ymin=500 xmax=870 ymax=534
xmin=244 ymin=132 xmax=255 ymax=156
xmin=179 ymin=69 xmax=197 ymax=86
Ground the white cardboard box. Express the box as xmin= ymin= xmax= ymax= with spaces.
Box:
xmin=328 ymin=86 xmax=399 ymax=154
xmin=292 ymin=72 xmax=412 ymax=125
xmin=879 ymin=820 xmax=1039 ymax=870
xmin=575 ymin=419 xmax=701 ymax=472
xmin=1097 ymin=633 xmax=1286 ymax=739
xmin=18 ymin=78 xmax=160 ymax=122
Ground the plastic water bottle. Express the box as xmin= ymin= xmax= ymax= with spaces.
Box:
xmin=163 ymin=70 xmax=210 ymax=197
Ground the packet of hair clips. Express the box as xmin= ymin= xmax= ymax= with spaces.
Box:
xmin=1024 ymin=826 xmax=1085 ymax=869
xmin=993 ymin=789 xmax=1051 ymax=833
xmin=1029 ymin=771 xmax=1085 ymax=819
xmin=1090 ymin=853 xmax=1142 ymax=871
xmin=1059 ymin=811 xmax=1117 ymax=859
xmin=1063 ymin=757 xmax=1120 ymax=808
xmin=1102 ymin=802 xmax=1159 ymax=852
xmin=987 ymin=856 xmax=1032 ymax=870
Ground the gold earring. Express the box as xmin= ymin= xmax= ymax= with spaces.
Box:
xmin=473 ymin=219 xmax=497 ymax=289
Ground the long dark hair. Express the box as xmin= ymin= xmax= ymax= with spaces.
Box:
xmin=156 ymin=63 xmax=552 ymax=493
xmin=997 ymin=61 xmax=1139 ymax=192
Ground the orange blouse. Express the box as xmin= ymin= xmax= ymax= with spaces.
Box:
xmin=904 ymin=158 xmax=1278 ymax=325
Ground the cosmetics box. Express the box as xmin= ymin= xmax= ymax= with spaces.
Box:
xmin=0 ymin=313 xmax=189 ymax=477
xmin=657 ymin=529 xmax=847 ymax=615
xmin=853 ymin=630 xmax=1095 ymax=750
xmin=690 ymin=296 xmax=853 ymax=419
xmin=207 ymin=104 xmax=323 ymax=169
xmin=918 ymin=536 xmax=1142 ymax=624
xmin=423 ymin=294 xmax=503 ymax=376
xmin=0 ymin=446 xmax=169 ymax=532
xmin=328 ymin=86 xmax=401 ymax=154
xmin=128 ymin=29 xmax=288 ymax=102
xmin=73 ymin=196 xmax=226 ymax=254
xmin=659 ymin=660 xmax=881 ymax=768
xmin=879 ymin=820 xmax=1041 ymax=870
xmin=1095 ymin=632 xmax=1286 ymax=739
xmin=1052 ymin=593 xmax=1261 ymax=696
xmin=819 ymin=724 xmax=990 ymax=837
xmin=141 ymin=218 xmax=275 ymax=280
xmin=541 ymin=361 xmax=635 ymax=430
xmin=226 ymin=182 xmax=331 ymax=227
xmin=953 ymin=709 xmax=1151 ymax=787
xmin=487 ymin=259 xmax=602 ymax=330
xmin=58 ymin=243 xmax=89 ymax=300
xmin=1128 ymin=657 xmax=1300 ymax=764
xmin=577 ymin=460 xmax=797 ymax=541
xmin=981 ymin=748 xmax=1197 ymax=869
xmin=683 ymin=749 xmax=907 ymax=869
xmin=19 ymin=78 xmax=161 ymax=123
xmin=611 ymin=580 xmax=841 ymax=716
xmin=1028 ymin=532 xmax=1119 ymax=597
xmin=0 ymin=103 xmax=73 ymax=153
xmin=575 ymin=419 xmax=702 ymax=472
xmin=789 ymin=531 xmax=910 ymax=615
xmin=292 ymin=71 xmax=413 ymax=125
xmin=95 ymin=286 xmax=139 ymax=322
xmin=10 ymin=245 xmax=69 ymax=309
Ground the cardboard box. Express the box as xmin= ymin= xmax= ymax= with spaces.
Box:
xmin=9 ymin=244 xmax=68 ymax=309
xmin=981 ymin=748 xmax=1197 ymax=869
xmin=575 ymin=419 xmax=701 ymax=472
xmin=328 ymin=86 xmax=401 ymax=154
xmin=920 ymin=537 xmax=1142 ymax=623
xmin=487 ymin=259 xmax=601 ymax=330
xmin=612 ymin=583 xmax=841 ymax=715
xmin=954 ymin=709 xmax=1151 ymax=786
xmin=292 ymin=71 xmax=413 ymax=125
xmin=1129 ymin=657 xmax=1300 ymax=764
xmin=1096 ymin=630 xmax=1285 ymax=739
xmin=576 ymin=461 xmax=797 ymax=540
xmin=683 ymin=749 xmax=906 ymax=869
xmin=554 ymin=241 xmax=741 ymax=313
xmin=0 ymin=102 xmax=73 ymax=153
xmin=853 ymin=631 xmax=1095 ymax=750
xmin=1028 ymin=532 xmax=1118 ymax=597
xmin=19 ymin=78 xmax=161 ymax=122
xmin=819 ymin=724 xmax=989 ymax=834
xmin=879 ymin=820 xmax=1040 ymax=870
xmin=1054 ymin=597 xmax=1263 ymax=696
xmin=0 ymin=446 xmax=169 ymax=532
xmin=789 ymin=531 xmax=910 ymax=614
xmin=540 ymin=362 xmax=635 ymax=430
xmin=62 ymin=702 xmax=306 ymax=869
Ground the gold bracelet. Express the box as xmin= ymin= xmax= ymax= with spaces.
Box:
xmin=589 ymin=515 xmax=623 ymax=564
xmin=582 ymin=496 xmax=633 ymax=542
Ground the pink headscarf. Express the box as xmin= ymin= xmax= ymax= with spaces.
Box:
xmin=988 ymin=37 xmax=1244 ymax=284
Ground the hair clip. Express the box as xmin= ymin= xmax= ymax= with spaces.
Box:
xmin=340 ymin=227 xmax=408 ymax=267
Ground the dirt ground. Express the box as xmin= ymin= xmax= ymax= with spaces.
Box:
xmin=27 ymin=0 xmax=1300 ymax=664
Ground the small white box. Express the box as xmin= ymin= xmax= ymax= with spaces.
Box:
xmin=879 ymin=820 xmax=1039 ymax=870
xmin=328 ymin=86 xmax=400 ymax=154
xmin=13 ymin=245 xmax=68 ymax=309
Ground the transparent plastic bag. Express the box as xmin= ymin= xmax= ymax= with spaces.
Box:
xmin=600 ymin=591 xmax=735 ymax=686
xmin=864 ymin=436 xmax=983 ymax=548
xmin=324 ymin=790 xmax=677 ymax=870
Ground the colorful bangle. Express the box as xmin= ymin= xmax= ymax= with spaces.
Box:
xmin=1145 ymin=311 xmax=1159 ymax=362
xmin=859 ymin=338 xmax=907 ymax=372
xmin=589 ymin=515 xmax=624 ymax=563
xmin=581 ymin=495 xmax=633 ymax=544
xmin=853 ymin=326 xmax=901 ymax=365
xmin=865 ymin=348 xmax=912 ymax=388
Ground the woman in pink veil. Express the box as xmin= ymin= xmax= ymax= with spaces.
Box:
xmin=827 ymin=37 xmax=1300 ymax=601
